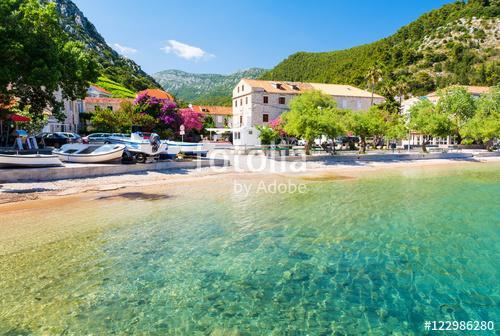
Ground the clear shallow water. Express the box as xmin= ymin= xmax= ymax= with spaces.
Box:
xmin=1 ymin=165 xmax=499 ymax=335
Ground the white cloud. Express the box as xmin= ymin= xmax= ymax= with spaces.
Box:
xmin=161 ymin=40 xmax=214 ymax=61
xmin=113 ymin=43 xmax=138 ymax=55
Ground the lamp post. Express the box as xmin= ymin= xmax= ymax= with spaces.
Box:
xmin=406 ymin=109 xmax=411 ymax=154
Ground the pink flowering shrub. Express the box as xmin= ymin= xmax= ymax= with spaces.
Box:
xmin=179 ymin=108 xmax=203 ymax=132
xmin=269 ymin=116 xmax=287 ymax=137
xmin=134 ymin=93 xmax=179 ymax=127
xmin=132 ymin=94 xmax=205 ymax=139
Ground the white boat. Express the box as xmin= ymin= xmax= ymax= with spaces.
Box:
xmin=0 ymin=152 xmax=63 ymax=168
xmin=108 ymin=133 xmax=167 ymax=163
xmin=53 ymin=144 xmax=125 ymax=163
xmin=162 ymin=141 xmax=213 ymax=157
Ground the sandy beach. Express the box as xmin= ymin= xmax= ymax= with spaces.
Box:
xmin=1 ymin=155 xmax=499 ymax=212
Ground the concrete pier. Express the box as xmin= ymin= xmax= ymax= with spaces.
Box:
xmin=0 ymin=158 xmax=228 ymax=183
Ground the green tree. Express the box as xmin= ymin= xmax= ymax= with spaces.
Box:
xmin=462 ymin=87 xmax=500 ymax=149
xmin=203 ymin=115 xmax=216 ymax=129
xmin=90 ymin=108 xmax=121 ymax=133
xmin=409 ymin=99 xmax=453 ymax=152
xmin=0 ymin=0 xmax=98 ymax=122
xmin=394 ymin=79 xmax=410 ymax=106
xmin=14 ymin=105 xmax=48 ymax=134
xmin=366 ymin=65 xmax=383 ymax=106
xmin=384 ymin=111 xmax=408 ymax=144
xmin=346 ymin=107 xmax=387 ymax=154
xmin=256 ymin=125 xmax=280 ymax=145
xmin=90 ymin=102 xmax=155 ymax=133
xmin=436 ymin=86 xmax=476 ymax=143
xmin=282 ymin=91 xmax=341 ymax=154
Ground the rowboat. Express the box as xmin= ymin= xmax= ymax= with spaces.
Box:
xmin=162 ymin=141 xmax=213 ymax=157
xmin=53 ymin=144 xmax=125 ymax=163
xmin=0 ymin=152 xmax=63 ymax=168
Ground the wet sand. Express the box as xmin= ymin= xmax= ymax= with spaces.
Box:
xmin=1 ymin=156 xmax=499 ymax=213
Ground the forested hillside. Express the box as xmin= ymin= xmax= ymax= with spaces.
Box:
xmin=53 ymin=0 xmax=161 ymax=93
xmin=153 ymin=68 xmax=267 ymax=106
xmin=262 ymin=0 xmax=499 ymax=96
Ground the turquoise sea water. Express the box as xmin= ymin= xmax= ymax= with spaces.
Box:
xmin=0 ymin=165 xmax=499 ymax=335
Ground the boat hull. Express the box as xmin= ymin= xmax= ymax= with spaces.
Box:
xmin=0 ymin=153 xmax=63 ymax=168
xmin=53 ymin=144 xmax=125 ymax=163
xmin=162 ymin=141 xmax=210 ymax=156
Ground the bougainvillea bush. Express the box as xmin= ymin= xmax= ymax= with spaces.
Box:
xmin=178 ymin=108 xmax=203 ymax=132
xmin=269 ymin=116 xmax=287 ymax=137
xmin=133 ymin=93 xmax=204 ymax=139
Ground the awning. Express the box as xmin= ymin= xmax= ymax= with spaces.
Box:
xmin=10 ymin=114 xmax=30 ymax=122
xmin=206 ymin=128 xmax=234 ymax=134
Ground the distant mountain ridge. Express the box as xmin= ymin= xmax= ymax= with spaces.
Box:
xmin=53 ymin=0 xmax=161 ymax=93
xmin=262 ymin=0 xmax=499 ymax=96
xmin=153 ymin=68 xmax=267 ymax=105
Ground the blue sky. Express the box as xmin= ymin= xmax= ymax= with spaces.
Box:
xmin=73 ymin=0 xmax=451 ymax=75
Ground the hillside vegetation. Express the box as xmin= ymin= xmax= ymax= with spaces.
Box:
xmin=53 ymin=0 xmax=161 ymax=92
xmin=153 ymin=68 xmax=267 ymax=106
xmin=262 ymin=0 xmax=499 ymax=96
xmin=94 ymin=76 xmax=136 ymax=98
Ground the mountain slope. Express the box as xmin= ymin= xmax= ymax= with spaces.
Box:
xmin=153 ymin=68 xmax=267 ymax=105
xmin=262 ymin=0 xmax=499 ymax=96
xmin=53 ymin=0 xmax=161 ymax=94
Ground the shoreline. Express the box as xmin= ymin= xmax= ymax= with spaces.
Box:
xmin=1 ymin=156 xmax=499 ymax=212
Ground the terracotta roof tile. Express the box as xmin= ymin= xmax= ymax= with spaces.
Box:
xmin=138 ymin=89 xmax=174 ymax=100
xmin=192 ymin=105 xmax=232 ymax=116
xmin=90 ymin=85 xmax=112 ymax=95
xmin=240 ymin=79 xmax=384 ymax=99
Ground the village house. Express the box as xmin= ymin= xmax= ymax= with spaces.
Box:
xmin=231 ymin=79 xmax=385 ymax=146
xmin=191 ymin=105 xmax=233 ymax=141
xmin=43 ymin=89 xmax=84 ymax=133
xmin=84 ymin=88 xmax=173 ymax=113
xmin=401 ymin=85 xmax=491 ymax=148
xmin=86 ymin=85 xmax=113 ymax=98
xmin=83 ymin=97 xmax=132 ymax=113
xmin=191 ymin=105 xmax=232 ymax=128
xmin=43 ymin=86 xmax=112 ymax=133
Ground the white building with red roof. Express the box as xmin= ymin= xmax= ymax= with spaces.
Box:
xmin=191 ymin=105 xmax=232 ymax=128
xmin=87 ymin=85 xmax=112 ymax=98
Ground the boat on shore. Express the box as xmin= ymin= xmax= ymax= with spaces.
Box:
xmin=0 ymin=151 xmax=63 ymax=168
xmin=107 ymin=133 xmax=166 ymax=163
xmin=162 ymin=141 xmax=213 ymax=157
xmin=53 ymin=144 xmax=125 ymax=163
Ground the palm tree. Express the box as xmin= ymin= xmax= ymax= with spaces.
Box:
xmin=394 ymin=79 xmax=410 ymax=107
xmin=366 ymin=65 xmax=383 ymax=106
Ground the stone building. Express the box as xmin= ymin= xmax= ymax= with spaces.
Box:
xmin=43 ymin=89 xmax=84 ymax=133
xmin=231 ymin=79 xmax=385 ymax=146
xmin=83 ymin=97 xmax=132 ymax=113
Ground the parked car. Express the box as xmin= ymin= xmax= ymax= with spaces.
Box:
xmin=82 ymin=133 xmax=111 ymax=144
xmin=35 ymin=132 xmax=80 ymax=148
xmin=337 ymin=136 xmax=360 ymax=145
xmin=61 ymin=132 xmax=82 ymax=143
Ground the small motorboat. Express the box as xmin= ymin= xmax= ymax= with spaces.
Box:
xmin=162 ymin=141 xmax=213 ymax=157
xmin=0 ymin=151 xmax=63 ymax=168
xmin=53 ymin=144 xmax=126 ymax=163
xmin=108 ymin=133 xmax=167 ymax=163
